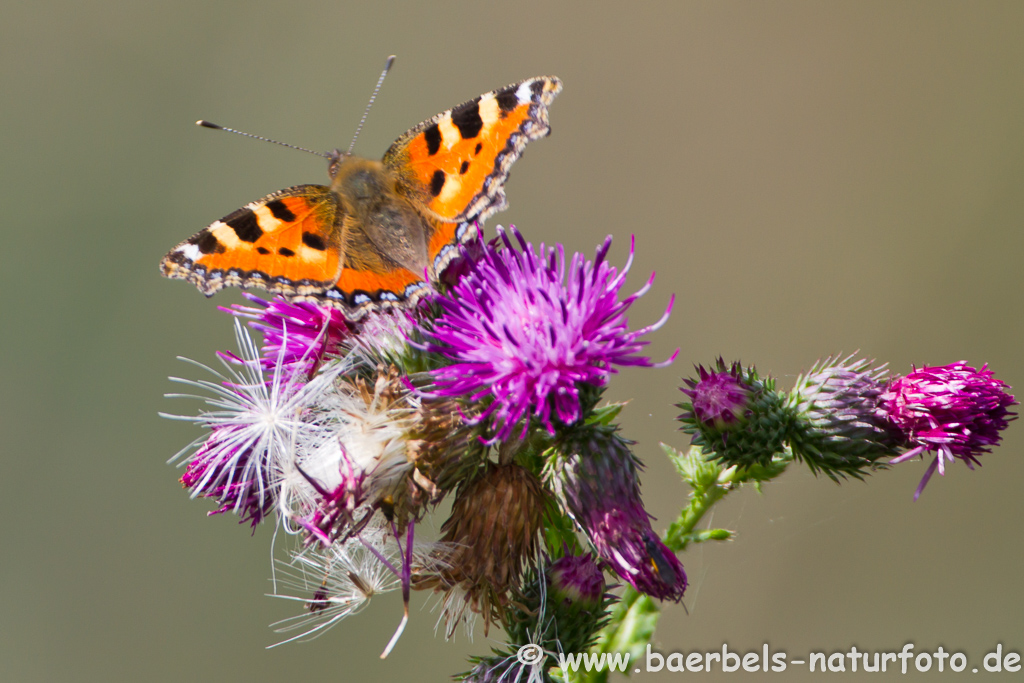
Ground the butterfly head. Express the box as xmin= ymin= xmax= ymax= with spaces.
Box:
xmin=326 ymin=148 xmax=351 ymax=180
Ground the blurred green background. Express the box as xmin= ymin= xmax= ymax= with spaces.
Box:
xmin=2 ymin=1 xmax=1022 ymax=680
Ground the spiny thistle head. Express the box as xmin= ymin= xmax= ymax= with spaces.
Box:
xmin=417 ymin=462 xmax=548 ymax=638
xmin=880 ymin=362 xmax=1016 ymax=499
xmin=545 ymin=424 xmax=686 ymax=601
xmin=678 ymin=360 xmax=790 ymax=469
xmin=786 ymin=355 xmax=902 ymax=480
xmin=422 ymin=227 xmax=676 ymax=443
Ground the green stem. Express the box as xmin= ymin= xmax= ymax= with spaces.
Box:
xmin=579 ymin=447 xmax=792 ymax=680
xmin=665 ymin=475 xmax=729 ymax=552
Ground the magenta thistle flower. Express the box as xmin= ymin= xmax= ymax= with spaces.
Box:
xmin=227 ymin=293 xmax=353 ymax=377
xmin=545 ymin=427 xmax=686 ymax=601
xmin=424 ymin=228 xmax=676 ymax=442
xmin=881 ymin=362 xmax=1017 ymax=499
xmin=548 ymin=553 xmax=604 ymax=608
xmin=680 ymin=359 xmax=751 ymax=429
xmin=180 ymin=437 xmax=275 ymax=528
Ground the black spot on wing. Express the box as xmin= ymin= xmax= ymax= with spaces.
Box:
xmin=257 ymin=247 xmax=270 ymax=255
xmin=278 ymin=247 xmax=295 ymax=257
xmin=451 ymin=99 xmax=483 ymax=139
xmin=265 ymin=199 xmax=296 ymax=222
xmin=424 ymin=124 xmax=442 ymax=156
xmin=474 ymin=142 xmax=482 ymax=155
xmin=225 ymin=209 xmax=263 ymax=242
xmin=530 ymin=79 xmax=544 ymax=96
xmin=460 ymin=160 xmax=470 ymax=175
xmin=302 ymin=232 xmax=327 ymax=251
xmin=495 ymin=87 xmax=518 ymax=112
xmin=190 ymin=231 xmax=225 ymax=255
xmin=430 ymin=169 xmax=446 ymax=197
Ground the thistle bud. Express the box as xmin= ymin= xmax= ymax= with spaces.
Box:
xmin=786 ymin=355 xmax=901 ymax=480
xmin=678 ymin=360 xmax=790 ymax=469
xmin=545 ymin=425 xmax=686 ymax=601
xmin=549 ymin=553 xmax=604 ymax=608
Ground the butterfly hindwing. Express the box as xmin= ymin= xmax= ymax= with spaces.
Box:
xmin=160 ymin=185 xmax=343 ymax=298
xmin=383 ymin=76 xmax=562 ymax=225
xmin=315 ymin=213 xmax=431 ymax=312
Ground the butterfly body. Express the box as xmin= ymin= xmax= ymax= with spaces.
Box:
xmin=328 ymin=155 xmax=431 ymax=278
xmin=161 ymin=76 xmax=562 ymax=319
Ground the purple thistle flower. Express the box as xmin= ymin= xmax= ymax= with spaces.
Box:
xmin=548 ymin=553 xmax=604 ymax=607
xmin=424 ymin=227 xmax=676 ymax=442
xmin=880 ymin=362 xmax=1017 ymax=499
xmin=180 ymin=437 xmax=275 ymax=528
xmin=545 ymin=427 xmax=686 ymax=601
xmin=290 ymin=449 xmax=368 ymax=546
xmin=680 ymin=359 xmax=751 ymax=429
xmin=227 ymin=293 xmax=353 ymax=377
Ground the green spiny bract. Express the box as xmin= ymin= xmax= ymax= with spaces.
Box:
xmin=785 ymin=355 xmax=901 ymax=481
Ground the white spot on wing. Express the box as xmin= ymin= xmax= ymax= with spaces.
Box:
xmin=516 ymin=81 xmax=534 ymax=104
xmin=177 ymin=243 xmax=201 ymax=262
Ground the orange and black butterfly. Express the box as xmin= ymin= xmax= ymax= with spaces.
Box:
xmin=161 ymin=76 xmax=562 ymax=319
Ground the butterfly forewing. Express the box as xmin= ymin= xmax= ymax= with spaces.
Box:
xmin=383 ymin=76 xmax=562 ymax=224
xmin=161 ymin=185 xmax=343 ymax=297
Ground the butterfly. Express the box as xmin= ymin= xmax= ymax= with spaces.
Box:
xmin=161 ymin=76 xmax=562 ymax=319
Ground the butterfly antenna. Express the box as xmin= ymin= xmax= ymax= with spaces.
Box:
xmin=195 ymin=120 xmax=330 ymax=159
xmin=347 ymin=55 xmax=396 ymax=156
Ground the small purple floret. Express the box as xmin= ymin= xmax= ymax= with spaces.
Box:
xmin=881 ymin=362 xmax=1017 ymax=499
xmin=549 ymin=553 xmax=604 ymax=605
xmin=424 ymin=228 xmax=676 ymax=442
xmin=181 ymin=437 xmax=273 ymax=529
xmin=681 ymin=360 xmax=751 ymax=428
xmin=226 ymin=293 xmax=352 ymax=376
